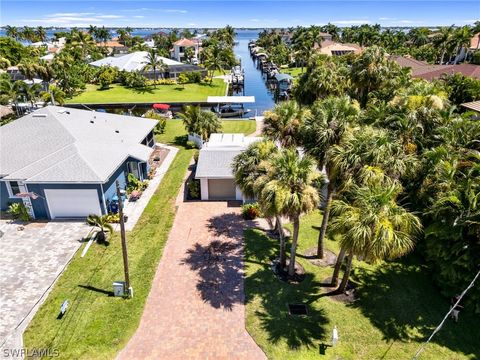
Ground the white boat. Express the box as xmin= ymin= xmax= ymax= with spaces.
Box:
xmin=214 ymin=105 xmax=251 ymax=118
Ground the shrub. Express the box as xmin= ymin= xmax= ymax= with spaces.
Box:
xmin=7 ymin=202 xmax=31 ymax=221
xmin=96 ymin=66 xmax=118 ymax=90
xmin=105 ymin=213 xmax=120 ymax=223
xmin=185 ymin=71 xmax=202 ymax=83
xmin=187 ymin=179 xmax=200 ymax=199
xmin=144 ymin=110 xmax=167 ymax=134
xmin=241 ymin=203 xmax=261 ymax=220
xmin=126 ymin=173 xmax=149 ymax=194
xmin=148 ymin=79 xmax=176 ymax=86
xmin=193 ymin=150 xmax=199 ymax=163
xmin=121 ymin=70 xmax=147 ymax=88
xmin=186 ymin=140 xmax=197 ymax=149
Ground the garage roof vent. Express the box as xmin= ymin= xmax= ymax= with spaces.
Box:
xmin=33 ymin=114 xmax=47 ymax=118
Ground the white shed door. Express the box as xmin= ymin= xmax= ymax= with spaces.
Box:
xmin=45 ymin=189 xmax=101 ymax=219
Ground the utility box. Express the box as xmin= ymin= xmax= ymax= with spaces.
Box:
xmin=113 ymin=281 xmax=125 ymax=297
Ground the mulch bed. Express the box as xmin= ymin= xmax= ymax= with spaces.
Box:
xmin=271 ymin=258 xmax=306 ymax=284
xmin=322 ymin=277 xmax=357 ymax=303
xmin=302 ymin=248 xmax=337 ymax=267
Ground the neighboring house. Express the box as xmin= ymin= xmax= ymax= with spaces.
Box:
xmin=470 ymin=32 xmax=480 ymax=52
xmin=391 ymin=55 xmax=480 ymax=81
xmin=461 ymin=100 xmax=480 ymax=113
xmin=97 ymin=38 xmax=130 ymax=55
xmin=315 ymin=40 xmax=362 ymax=56
xmin=171 ymin=38 xmax=200 ymax=62
xmin=90 ymin=51 xmax=206 ymax=80
xmin=195 ymin=133 xmax=261 ymax=201
xmin=0 ymin=106 xmax=157 ymax=219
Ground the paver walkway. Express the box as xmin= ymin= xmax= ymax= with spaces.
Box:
xmin=117 ymin=201 xmax=266 ymax=360
xmin=0 ymin=220 xmax=89 ymax=356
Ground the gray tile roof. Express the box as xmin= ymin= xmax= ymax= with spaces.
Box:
xmin=0 ymin=106 xmax=157 ymax=183
xmin=195 ymin=149 xmax=243 ymax=179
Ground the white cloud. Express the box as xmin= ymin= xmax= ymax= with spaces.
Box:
xmin=133 ymin=15 xmax=145 ymax=19
xmin=164 ymin=9 xmax=188 ymax=13
xmin=332 ymin=20 xmax=371 ymax=25
xmin=188 ymin=23 xmax=196 ymax=26
xmin=49 ymin=12 xmax=95 ymax=17
xmin=96 ymin=15 xmax=123 ymax=19
xmin=379 ymin=17 xmax=396 ymax=21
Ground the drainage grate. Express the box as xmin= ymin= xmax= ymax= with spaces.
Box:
xmin=288 ymin=303 xmax=308 ymax=316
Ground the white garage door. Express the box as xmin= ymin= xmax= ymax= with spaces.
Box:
xmin=45 ymin=189 xmax=102 ymax=219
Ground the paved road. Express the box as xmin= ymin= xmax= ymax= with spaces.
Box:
xmin=117 ymin=201 xmax=266 ymax=360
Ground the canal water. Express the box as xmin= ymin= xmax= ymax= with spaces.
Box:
xmin=233 ymin=30 xmax=276 ymax=115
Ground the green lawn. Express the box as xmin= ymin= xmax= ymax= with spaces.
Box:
xmin=244 ymin=211 xmax=480 ymax=360
xmin=23 ymin=120 xmax=255 ymax=359
xmin=281 ymin=67 xmax=303 ymax=78
xmin=66 ymin=79 xmax=227 ymax=104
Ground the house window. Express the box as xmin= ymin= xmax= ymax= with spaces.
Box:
xmin=6 ymin=181 xmax=21 ymax=198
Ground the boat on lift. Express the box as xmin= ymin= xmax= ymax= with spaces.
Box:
xmin=207 ymin=96 xmax=256 ymax=118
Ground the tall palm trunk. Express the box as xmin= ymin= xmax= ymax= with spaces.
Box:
xmin=288 ymin=215 xmax=300 ymax=277
xmin=276 ymin=215 xmax=287 ymax=269
xmin=317 ymin=181 xmax=334 ymax=258
xmin=337 ymin=251 xmax=354 ymax=293
xmin=331 ymin=247 xmax=346 ymax=286
xmin=440 ymin=49 xmax=446 ymax=65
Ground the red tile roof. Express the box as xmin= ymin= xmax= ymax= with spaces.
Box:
xmin=390 ymin=55 xmax=480 ymax=81
xmin=389 ymin=55 xmax=429 ymax=70
xmin=174 ymin=38 xmax=196 ymax=46
xmin=412 ymin=64 xmax=480 ymax=81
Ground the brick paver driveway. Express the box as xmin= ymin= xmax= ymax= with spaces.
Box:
xmin=0 ymin=220 xmax=89 ymax=353
xmin=118 ymin=201 xmax=266 ymax=360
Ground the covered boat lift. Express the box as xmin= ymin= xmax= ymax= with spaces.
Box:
xmin=207 ymin=96 xmax=256 ymax=118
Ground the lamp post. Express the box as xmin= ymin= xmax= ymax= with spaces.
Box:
xmin=116 ymin=180 xmax=132 ymax=298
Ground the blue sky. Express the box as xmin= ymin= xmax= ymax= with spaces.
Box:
xmin=1 ymin=1 xmax=478 ymax=28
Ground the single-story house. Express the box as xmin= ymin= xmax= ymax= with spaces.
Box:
xmin=96 ymin=39 xmax=130 ymax=55
xmin=0 ymin=106 xmax=157 ymax=219
xmin=89 ymin=51 xmax=206 ymax=80
xmin=315 ymin=40 xmax=362 ymax=56
xmin=390 ymin=55 xmax=480 ymax=81
xmin=195 ymin=133 xmax=261 ymax=201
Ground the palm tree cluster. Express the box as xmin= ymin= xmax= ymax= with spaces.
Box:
xmin=233 ymin=49 xmax=480 ymax=303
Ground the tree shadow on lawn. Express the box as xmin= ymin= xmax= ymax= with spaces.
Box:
xmin=244 ymin=229 xmax=329 ymax=350
xmin=131 ymin=87 xmax=154 ymax=95
xmin=349 ymin=256 xmax=480 ymax=358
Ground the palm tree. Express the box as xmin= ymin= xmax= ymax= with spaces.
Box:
xmin=452 ymin=26 xmax=473 ymax=64
xmin=86 ymin=214 xmax=114 ymax=243
xmin=5 ymin=25 xmax=19 ymax=40
xmin=179 ymin=105 xmax=221 ymax=140
xmin=144 ymin=49 xmax=166 ymax=85
xmin=301 ymin=96 xmax=360 ymax=259
xmin=257 ymin=149 xmax=320 ymax=276
xmin=232 ymin=141 xmax=288 ymax=264
xmin=23 ymin=83 xmax=43 ymax=108
xmin=35 ymin=26 xmax=47 ymax=42
xmin=18 ymin=61 xmax=37 ymax=81
xmin=69 ymin=31 xmax=96 ymax=59
xmin=263 ymin=101 xmax=310 ymax=148
xmin=21 ymin=26 xmax=36 ymax=42
xmin=0 ymin=79 xmax=24 ymax=115
xmin=434 ymin=26 xmax=455 ymax=64
xmin=329 ymin=174 xmax=421 ymax=292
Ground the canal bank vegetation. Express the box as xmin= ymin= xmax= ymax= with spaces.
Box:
xmin=23 ymin=118 xmax=256 ymax=359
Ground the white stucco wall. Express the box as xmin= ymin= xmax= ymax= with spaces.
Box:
xmin=200 ymin=178 xmax=209 ymax=200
